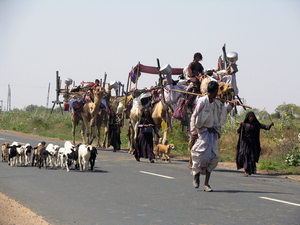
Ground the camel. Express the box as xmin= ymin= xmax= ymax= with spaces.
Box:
xmin=128 ymin=98 xmax=172 ymax=154
xmin=71 ymin=112 xmax=85 ymax=145
xmin=71 ymin=93 xmax=109 ymax=148
xmin=76 ymin=86 xmax=105 ymax=146
xmin=128 ymin=99 xmax=143 ymax=154
xmin=72 ymin=88 xmax=131 ymax=148
xmin=128 ymin=92 xmax=152 ymax=154
xmin=200 ymin=77 xmax=234 ymax=101
xmin=94 ymin=93 xmax=110 ymax=148
xmin=127 ymin=87 xmax=173 ymax=154
xmin=110 ymin=95 xmax=132 ymax=119
xmin=152 ymin=100 xmax=172 ymax=146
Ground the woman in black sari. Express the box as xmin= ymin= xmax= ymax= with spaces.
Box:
xmin=134 ymin=108 xmax=157 ymax=163
xmin=107 ymin=111 xmax=121 ymax=152
xmin=236 ymin=111 xmax=274 ymax=176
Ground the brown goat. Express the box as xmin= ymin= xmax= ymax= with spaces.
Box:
xmin=32 ymin=142 xmax=46 ymax=167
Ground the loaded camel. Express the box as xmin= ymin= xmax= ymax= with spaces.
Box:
xmin=71 ymin=86 xmax=105 ymax=146
xmin=128 ymin=92 xmax=152 ymax=154
xmin=71 ymin=85 xmax=131 ymax=148
xmin=81 ymin=86 xmax=105 ymax=146
xmin=94 ymin=91 xmax=110 ymax=148
xmin=128 ymin=89 xmax=171 ymax=153
xmin=152 ymin=100 xmax=172 ymax=146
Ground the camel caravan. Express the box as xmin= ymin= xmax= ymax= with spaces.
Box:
xmin=54 ymin=45 xmax=250 ymax=163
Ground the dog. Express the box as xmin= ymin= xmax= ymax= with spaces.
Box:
xmin=1 ymin=142 xmax=9 ymax=162
xmin=154 ymin=144 xmax=175 ymax=163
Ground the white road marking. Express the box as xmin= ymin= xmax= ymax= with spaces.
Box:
xmin=0 ymin=138 xmax=5 ymax=140
xmin=259 ymin=197 xmax=300 ymax=207
xmin=140 ymin=171 xmax=175 ymax=179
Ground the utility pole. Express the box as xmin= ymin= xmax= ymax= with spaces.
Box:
xmin=50 ymin=71 xmax=63 ymax=115
xmin=7 ymin=84 xmax=11 ymax=111
xmin=46 ymin=82 xmax=50 ymax=116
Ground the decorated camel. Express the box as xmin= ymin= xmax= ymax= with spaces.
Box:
xmin=128 ymin=105 xmax=143 ymax=154
xmin=71 ymin=84 xmax=132 ymax=148
xmin=94 ymin=91 xmax=110 ymax=148
xmin=127 ymin=88 xmax=173 ymax=154
xmin=127 ymin=92 xmax=152 ymax=154
xmin=81 ymin=86 xmax=105 ymax=145
xmin=71 ymin=86 xmax=105 ymax=147
xmin=110 ymin=95 xmax=132 ymax=119
xmin=152 ymin=100 xmax=172 ymax=146
xmin=200 ymin=77 xmax=234 ymax=101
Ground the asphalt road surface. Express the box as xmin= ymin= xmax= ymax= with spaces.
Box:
xmin=0 ymin=131 xmax=299 ymax=225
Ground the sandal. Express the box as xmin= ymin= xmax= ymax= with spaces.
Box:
xmin=193 ymin=173 xmax=200 ymax=189
xmin=203 ymin=185 xmax=212 ymax=192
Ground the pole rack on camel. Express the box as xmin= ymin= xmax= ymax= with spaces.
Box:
xmin=170 ymin=89 xmax=252 ymax=109
xmin=50 ymin=71 xmax=63 ymax=115
xmin=123 ymin=73 xmax=131 ymax=126
xmin=222 ymin=43 xmax=246 ymax=111
xmin=103 ymin=72 xmax=107 ymax=89
xmin=157 ymin=58 xmax=173 ymax=132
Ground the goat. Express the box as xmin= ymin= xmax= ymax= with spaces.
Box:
xmin=39 ymin=147 xmax=50 ymax=169
xmin=78 ymin=144 xmax=91 ymax=172
xmin=63 ymin=141 xmax=79 ymax=172
xmin=24 ymin=143 xmax=33 ymax=166
xmin=59 ymin=141 xmax=75 ymax=170
xmin=16 ymin=145 xmax=26 ymax=166
xmin=58 ymin=147 xmax=66 ymax=169
xmin=89 ymin=146 xmax=98 ymax=172
xmin=46 ymin=144 xmax=60 ymax=168
xmin=7 ymin=142 xmax=21 ymax=166
xmin=32 ymin=141 xmax=46 ymax=167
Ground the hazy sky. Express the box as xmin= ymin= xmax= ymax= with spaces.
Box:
xmin=1 ymin=0 xmax=299 ymax=113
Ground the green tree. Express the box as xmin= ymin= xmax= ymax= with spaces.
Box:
xmin=275 ymin=103 xmax=300 ymax=119
xmin=26 ymin=104 xmax=39 ymax=112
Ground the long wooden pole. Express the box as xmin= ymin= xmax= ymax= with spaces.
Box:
xmin=170 ymin=89 xmax=252 ymax=109
xmin=135 ymin=64 xmax=140 ymax=88
xmin=157 ymin=58 xmax=172 ymax=132
xmin=123 ymin=73 xmax=131 ymax=126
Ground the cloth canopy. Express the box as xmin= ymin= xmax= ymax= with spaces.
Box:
xmin=129 ymin=62 xmax=184 ymax=84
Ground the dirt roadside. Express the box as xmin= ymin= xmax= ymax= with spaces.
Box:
xmin=0 ymin=129 xmax=299 ymax=225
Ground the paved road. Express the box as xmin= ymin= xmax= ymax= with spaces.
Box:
xmin=0 ymin=131 xmax=299 ymax=225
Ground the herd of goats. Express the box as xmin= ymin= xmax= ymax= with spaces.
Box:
xmin=1 ymin=141 xmax=97 ymax=172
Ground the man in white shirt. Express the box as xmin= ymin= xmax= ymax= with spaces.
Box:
xmin=190 ymin=81 xmax=238 ymax=191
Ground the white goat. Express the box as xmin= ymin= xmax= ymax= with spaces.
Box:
xmin=58 ymin=147 xmax=66 ymax=169
xmin=46 ymin=144 xmax=60 ymax=168
xmin=16 ymin=145 xmax=26 ymax=166
xmin=24 ymin=143 xmax=33 ymax=166
xmin=78 ymin=144 xmax=91 ymax=172
xmin=62 ymin=141 xmax=78 ymax=172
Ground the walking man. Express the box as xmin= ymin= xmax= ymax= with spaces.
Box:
xmin=190 ymin=81 xmax=238 ymax=191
